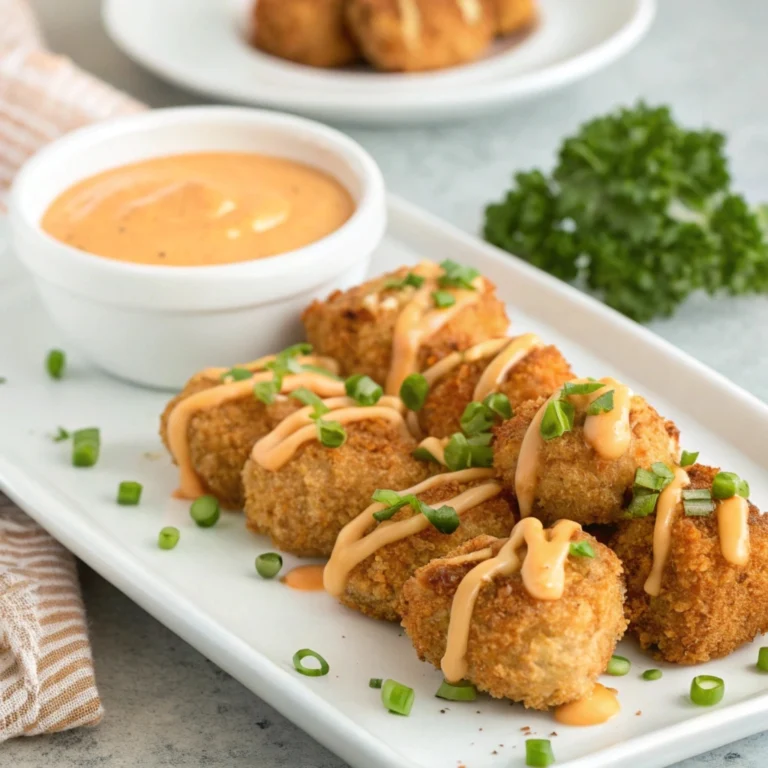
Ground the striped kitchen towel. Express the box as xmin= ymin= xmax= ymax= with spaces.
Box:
xmin=0 ymin=493 xmax=104 ymax=739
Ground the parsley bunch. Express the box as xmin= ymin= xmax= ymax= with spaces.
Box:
xmin=484 ymin=103 xmax=768 ymax=322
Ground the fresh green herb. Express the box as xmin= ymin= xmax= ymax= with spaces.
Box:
xmin=421 ymin=504 xmax=460 ymax=535
xmin=412 ymin=446 xmax=439 ymax=463
xmin=627 ymin=464 xmax=676 ymax=517
xmin=385 ymin=272 xmax=425 ymax=290
xmin=642 ymin=669 xmax=663 ymax=681
xmin=52 ymin=427 xmax=70 ymax=442
xmin=483 ymin=392 xmax=512 ymax=420
xmin=587 ymin=390 xmax=614 ymax=415
xmin=253 ymin=343 xmax=334 ymax=404
xmin=651 ymin=462 xmax=675 ymax=482
xmin=253 ymin=379 xmax=281 ymax=405
xmin=444 ymin=433 xmax=471 ymax=471
xmin=435 ymin=679 xmax=477 ymax=701
xmin=561 ymin=381 xmax=605 ymax=396
xmin=369 ymin=678 xmax=383 ymax=689
xmin=682 ymin=488 xmax=715 ymax=517
xmin=370 ymin=489 xmax=459 ymax=533
xmin=539 ymin=399 xmax=574 ymax=440
xmin=72 ymin=427 xmax=100 ymax=467
xmin=316 ymin=419 xmax=346 ymax=448
xmin=190 ymin=495 xmax=220 ymax=528
xmin=606 ymin=655 xmax=631 ymax=676
xmin=525 ymin=739 xmax=555 ymax=767
xmin=293 ymin=649 xmax=329 ymax=677
xmin=158 ymin=526 xmax=180 ymax=550
xmin=626 ymin=489 xmax=660 ymax=518
xmin=438 ymin=260 xmax=480 ymax=290
xmin=680 ymin=449 xmax=699 ymax=467
xmin=345 ymin=374 xmax=383 ymax=406
xmin=400 ymin=373 xmax=429 ymax=411
xmin=255 ymin=552 xmax=283 ymax=579
xmin=381 ymin=679 xmax=414 ymax=716
xmin=432 ymin=290 xmax=456 ymax=309
xmin=117 ymin=481 xmax=142 ymax=506
xmin=484 ymin=102 xmax=768 ymax=322
xmin=757 ymin=647 xmax=768 ymax=672
xmin=220 ymin=367 xmax=252 ymax=382
xmin=290 ymin=387 xmax=330 ymax=418
xmin=712 ymin=471 xmax=741 ymax=499
xmin=690 ymin=675 xmax=724 ymax=706
xmin=569 ymin=540 xmax=595 ymax=558
xmin=46 ymin=349 xmax=66 ymax=380
xmin=460 ymin=402 xmax=495 ymax=437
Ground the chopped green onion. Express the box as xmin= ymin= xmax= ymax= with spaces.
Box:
xmin=298 ymin=364 xmax=342 ymax=380
xmin=190 ymin=495 xmax=220 ymax=528
xmin=421 ymin=503 xmax=460 ymax=535
xmin=371 ymin=489 xmax=413 ymax=521
xmin=72 ymin=427 xmax=100 ymax=467
xmin=738 ymin=479 xmax=751 ymax=498
xmin=483 ymin=392 xmax=512 ymax=420
xmin=634 ymin=468 xmax=665 ymax=491
xmin=587 ymin=389 xmax=614 ymax=415
xmin=651 ymin=462 xmax=674 ymax=482
xmin=369 ymin=678 xmax=383 ymax=689
xmin=432 ymin=290 xmax=456 ymax=309
xmin=220 ymin=367 xmax=252 ymax=382
xmin=52 ymin=427 xmax=70 ymax=442
xmin=682 ymin=487 xmax=714 ymax=516
xmin=316 ymin=419 xmax=347 ymax=448
xmin=712 ymin=471 xmax=740 ymax=499
xmin=460 ymin=402 xmax=495 ymax=436
xmin=385 ymin=272 xmax=425 ymax=290
xmin=435 ymin=679 xmax=476 ymax=701
xmin=561 ymin=381 xmax=604 ymax=396
xmin=467 ymin=439 xmax=494 ymax=468
xmin=46 ymin=349 xmax=66 ymax=380
xmin=757 ymin=647 xmax=768 ymax=672
xmin=412 ymin=446 xmax=439 ymax=463
xmin=117 ymin=481 xmax=142 ymax=506
xmin=680 ymin=449 xmax=699 ymax=467
xmin=345 ymin=374 xmax=383 ymax=406
xmin=682 ymin=488 xmax=712 ymax=500
xmin=158 ymin=526 xmax=180 ymax=550
xmin=293 ymin=648 xmax=329 ymax=677
xmin=626 ymin=489 xmax=659 ymax=518
xmin=540 ymin=399 xmax=574 ymax=440
xmin=400 ymin=373 xmax=429 ymax=412
xmin=290 ymin=387 xmax=330 ymax=418
xmin=444 ymin=433 xmax=471 ymax=471
xmin=642 ymin=668 xmax=662 ymax=681
xmin=254 ymin=379 xmax=281 ymax=404
xmin=277 ymin=342 xmax=313 ymax=359
xmin=381 ymin=679 xmax=414 ymax=716
xmin=438 ymin=260 xmax=480 ymax=290
xmin=569 ymin=540 xmax=595 ymax=558
xmin=372 ymin=489 xmax=405 ymax=507
xmin=690 ymin=675 xmax=724 ymax=706
xmin=525 ymin=739 xmax=555 ymax=768
xmin=606 ymin=655 xmax=631 ymax=676
xmin=255 ymin=552 xmax=283 ymax=579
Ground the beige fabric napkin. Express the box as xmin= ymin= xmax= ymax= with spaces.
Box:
xmin=1 ymin=0 xmax=145 ymax=739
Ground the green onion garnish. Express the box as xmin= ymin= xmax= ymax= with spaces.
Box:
xmin=290 ymin=387 xmax=330 ymax=418
xmin=254 ymin=379 xmax=281 ymax=405
xmin=158 ymin=526 xmax=180 ymax=550
xmin=220 ymin=367 xmax=252 ymax=382
xmin=369 ymin=678 xmax=383 ymax=689
xmin=371 ymin=489 xmax=412 ymax=521
xmin=633 ymin=467 xmax=667 ymax=491
xmin=626 ymin=489 xmax=659 ymax=518
xmin=680 ymin=449 xmax=699 ymax=467
xmin=444 ymin=433 xmax=471 ymax=471
xmin=345 ymin=374 xmax=383 ymax=406
xmin=52 ymin=427 xmax=70 ymax=442
xmin=438 ymin=260 xmax=480 ymax=290
xmin=432 ymin=290 xmax=456 ymax=309
xmin=757 ymin=647 xmax=768 ymax=672
xmin=739 ymin=479 xmax=751 ymax=498
xmin=117 ymin=481 xmax=142 ymax=506
xmin=467 ymin=436 xmax=494 ymax=468
xmin=46 ymin=348 xmax=66 ymax=380
xmin=712 ymin=471 xmax=740 ymax=499
xmin=371 ymin=490 xmax=459 ymax=533
xmin=255 ymin=552 xmax=283 ymax=579
xmin=189 ymin=495 xmax=220 ymax=528
xmin=525 ymin=739 xmax=555 ymax=767
xmin=682 ymin=488 xmax=714 ymax=517
xmin=606 ymin=655 xmax=631 ymax=676
xmin=421 ymin=504 xmax=460 ymax=535
xmin=293 ymin=648 xmax=329 ymax=677
xmin=561 ymin=381 xmax=604 ymax=396
xmin=690 ymin=675 xmax=724 ymax=706
xmin=385 ymin=272 xmax=425 ymax=290
xmin=587 ymin=389 xmax=614 ymax=415
xmin=412 ymin=446 xmax=439 ymax=463
xmin=651 ymin=462 xmax=674 ymax=482
xmin=400 ymin=373 xmax=429 ymax=412
xmin=435 ymin=679 xmax=477 ymax=701
xmin=316 ymin=419 xmax=347 ymax=448
xmin=569 ymin=540 xmax=595 ymax=558
xmin=381 ymin=679 xmax=415 ymax=716
xmin=642 ymin=669 xmax=662 ymax=681
xmin=483 ymin=392 xmax=512 ymax=420
xmin=540 ymin=399 xmax=574 ymax=440
xmin=72 ymin=427 xmax=100 ymax=467
xmin=460 ymin=402 xmax=495 ymax=436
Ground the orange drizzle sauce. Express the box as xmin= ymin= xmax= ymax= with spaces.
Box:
xmin=554 ymin=684 xmax=620 ymax=726
xmin=281 ymin=565 xmax=326 ymax=591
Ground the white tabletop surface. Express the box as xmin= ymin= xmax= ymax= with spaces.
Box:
xmin=6 ymin=0 xmax=768 ymax=765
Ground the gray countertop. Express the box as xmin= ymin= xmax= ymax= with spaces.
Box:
xmin=7 ymin=0 xmax=768 ymax=765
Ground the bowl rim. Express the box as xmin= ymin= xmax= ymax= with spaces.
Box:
xmin=8 ymin=105 xmax=385 ymax=283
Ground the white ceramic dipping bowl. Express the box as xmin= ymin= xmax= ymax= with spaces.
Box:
xmin=9 ymin=106 xmax=386 ymax=389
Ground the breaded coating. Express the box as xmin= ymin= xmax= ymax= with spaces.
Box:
xmin=494 ymin=394 xmax=680 ymax=525
xmin=340 ymin=482 xmax=517 ymax=621
xmin=492 ymin=0 xmax=537 ymax=35
xmin=346 ymin=0 xmax=495 ymax=73
xmin=610 ymin=464 xmax=768 ymax=665
xmin=253 ymin=0 xmax=359 ymax=68
xmin=160 ymin=377 xmax=300 ymax=510
xmin=419 ymin=342 xmax=574 ymax=439
xmin=401 ymin=532 xmax=627 ymax=709
xmin=242 ymin=419 xmax=431 ymax=557
xmin=302 ymin=266 xmax=509 ymax=385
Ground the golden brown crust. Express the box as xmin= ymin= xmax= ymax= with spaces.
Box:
xmin=493 ymin=394 xmax=680 ymax=525
xmin=340 ymin=483 xmax=517 ymax=621
xmin=241 ymin=418 xmax=433 ymax=557
xmin=253 ymin=0 xmax=359 ymax=68
xmin=302 ymin=265 xmax=509 ymax=385
xmin=400 ymin=532 xmax=627 ymax=709
xmin=610 ymin=463 xmax=768 ymax=664
xmin=345 ymin=0 xmax=496 ymax=72
xmin=492 ymin=0 xmax=537 ymax=35
xmin=419 ymin=342 xmax=574 ymax=438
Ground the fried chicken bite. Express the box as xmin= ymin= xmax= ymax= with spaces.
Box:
xmin=242 ymin=417 xmax=431 ymax=557
xmin=345 ymin=0 xmax=496 ymax=72
xmin=417 ymin=336 xmax=574 ymax=439
xmin=253 ymin=0 xmax=359 ymax=68
xmin=330 ymin=472 xmax=517 ymax=621
xmin=302 ymin=262 xmax=509 ymax=391
xmin=494 ymin=387 xmax=680 ymax=525
xmin=401 ymin=528 xmax=627 ymax=709
xmin=492 ymin=0 xmax=537 ymax=35
xmin=610 ymin=463 xmax=768 ymax=665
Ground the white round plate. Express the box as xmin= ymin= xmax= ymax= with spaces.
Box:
xmin=103 ymin=0 xmax=655 ymax=125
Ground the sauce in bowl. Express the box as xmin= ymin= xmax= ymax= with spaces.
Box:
xmin=41 ymin=152 xmax=355 ymax=267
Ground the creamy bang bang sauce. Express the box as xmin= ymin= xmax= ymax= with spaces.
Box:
xmin=41 ymin=152 xmax=355 ymax=267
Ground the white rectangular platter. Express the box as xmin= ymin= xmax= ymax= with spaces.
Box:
xmin=1 ymin=197 xmax=768 ymax=768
